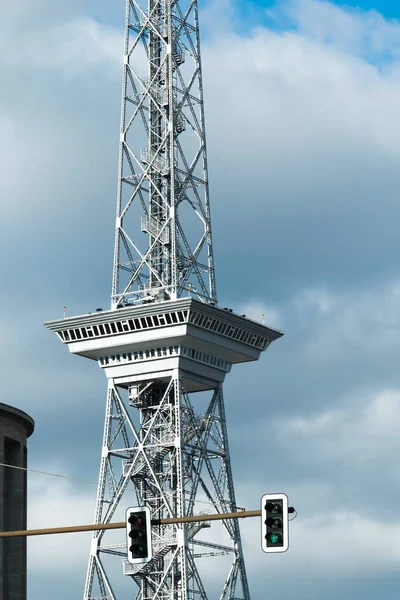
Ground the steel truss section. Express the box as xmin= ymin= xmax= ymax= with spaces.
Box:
xmin=112 ymin=0 xmax=216 ymax=308
xmin=83 ymin=373 xmax=250 ymax=600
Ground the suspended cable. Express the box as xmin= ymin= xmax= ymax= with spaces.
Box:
xmin=0 ymin=462 xmax=244 ymax=512
xmin=0 ymin=462 xmax=97 ymax=485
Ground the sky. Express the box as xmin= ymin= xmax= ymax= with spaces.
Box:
xmin=1 ymin=0 xmax=400 ymax=597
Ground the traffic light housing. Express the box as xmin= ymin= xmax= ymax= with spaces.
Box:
xmin=261 ymin=493 xmax=289 ymax=553
xmin=125 ymin=506 xmax=152 ymax=564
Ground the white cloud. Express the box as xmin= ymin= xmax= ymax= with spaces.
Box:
xmin=286 ymin=408 xmax=344 ymax=434
xmin=363 ymin=389 xmax=400 ymax=430
xmin=0 ymin=117 xmax=20 ymax=203
xmin=0 ymin=16 xmax=122 ymax=74
xmin=238 ymin=278 xmax=400 ymax=362
xmin=200 ymin=0 xmax=238 ymax=37
xmin=238 ymin=300 xmax=282 ymax=329
xmin=290 ymin=282 xmax=400 ymax=364
xmin=3 ymin=0 xmax=400 ymax=242
xmin=241 ymin=506 xmax=400 ymax=580
xmin=203 ymin=0 xmax=400 ymax=253
xmin=292 ymin=511 xmax=400 ymax=569
xmin=234 ymin=476 xmax=400 ymax=586
xmin=283 ymin=0 xmax=400 ymax=59
xmin=28 ymin=474 xmax=96 ymax=570
xmin=274 ymin=387 xmax=400 ymax=471
xmin=27 ymin=462 xmax=134 ymax=573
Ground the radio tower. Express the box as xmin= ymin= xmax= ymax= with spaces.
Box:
xmin=45 ymin=1 xmax=282 ymax=599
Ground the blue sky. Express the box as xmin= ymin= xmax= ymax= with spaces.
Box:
xmin=252 ymin=0 xmax=399 ymax=15
xmin=1 ymin=0 xmax=400 ymax=598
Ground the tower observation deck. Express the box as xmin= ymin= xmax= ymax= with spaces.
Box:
xmin=45 ymin=1 xmax=283 ymax=598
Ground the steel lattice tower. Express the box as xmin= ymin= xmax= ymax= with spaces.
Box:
xmin=45 ymin=1 xmax=283 ymax=599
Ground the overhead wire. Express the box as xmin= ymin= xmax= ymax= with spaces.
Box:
xmin=0 ymin=462 xmax=243 ymax=512
xmin=0 ymin=462 xmax=97 ymax=484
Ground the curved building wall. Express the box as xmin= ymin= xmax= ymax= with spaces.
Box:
xmin=0 ymin=404 xmax=34 ymax=600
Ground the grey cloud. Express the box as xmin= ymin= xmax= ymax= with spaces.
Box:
xmin=199 ymin=16 xmax=400 ymax=300
xmin=280 ymin=0 xmax=400 ymax=61
xmin=223 ymin=285 xmax=400 ymax=537
xmin=2 ymin=1 xmax=400 ymax=599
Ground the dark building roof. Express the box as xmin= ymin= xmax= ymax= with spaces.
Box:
xmin=0 ymin=403 xmax=35 ymax=437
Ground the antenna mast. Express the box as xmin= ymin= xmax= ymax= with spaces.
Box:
xmin=111 ymin=0 xmax=216 ymax=308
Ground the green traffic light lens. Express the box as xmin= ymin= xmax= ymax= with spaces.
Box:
xmin=268 ymin=532 xmax=282 ymax=544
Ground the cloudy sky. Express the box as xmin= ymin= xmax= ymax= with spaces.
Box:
xmin=2 ymin=0 xmax=400 ymax=597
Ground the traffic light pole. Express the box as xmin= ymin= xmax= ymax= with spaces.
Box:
xmin=0 ymin=509 xmax=263 ymax=539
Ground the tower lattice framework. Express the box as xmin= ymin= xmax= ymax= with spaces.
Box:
xmin=112 ymin=0 xmax=216 ymax=309
xmin=45 ymin=1 xmax=283 ymax=599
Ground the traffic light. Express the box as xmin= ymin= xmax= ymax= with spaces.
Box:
xmin=261 ymin=493 xmax=289 ymax=553
xmin=125 ymin=506 xmax=152 ymax=564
